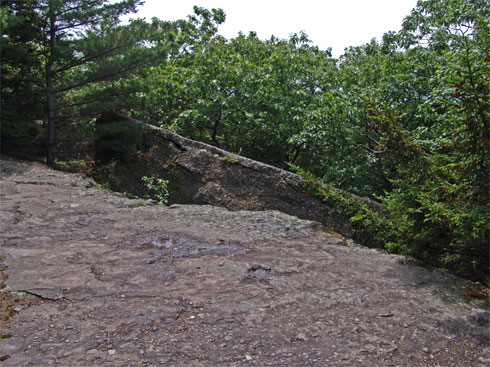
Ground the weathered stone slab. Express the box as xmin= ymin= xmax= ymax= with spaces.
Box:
xmin=0 ymin=158 xmax=488 ymax=367
xmin=95 ymin=112 xmax=379 ymax=237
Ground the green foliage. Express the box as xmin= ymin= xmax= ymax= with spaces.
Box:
xmin=143 ymin=31 xmax=335 ymax=169
xmin=1 ymin=0 xmax=176 ymax=163
xmin=381 ymin=0 xmax=488 ymax=280
xmin=95 ymin=120 xmax=144 ymax=161
xmin=141 ymin=176 xmax=169 ymax=204
xmin=54 ymin=159 xmax=90 ymax=172
xmin=296 ymin=0 xmax=488 ymax=281
xmin=291 ymin=165 xmax=396 ymax=249
xmin=296 ymin=161 xmax=488 ymax=282
xmin=90 ymin=162 xmax=115 ymax=183
xmin=0 ymin=119 xmax=46 ymax=158
xmin=214 ymin=154 xmax=238 ymax=164
xmin=0 ymin=1 xmax=46 ymax=157
xmin=369 ymin=102 xmax=489 ymax=280
xmin=124 ymin=191 xmax=138 ymax=199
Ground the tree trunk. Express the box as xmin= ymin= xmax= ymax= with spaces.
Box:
xmin=211 ymin=111 xmax=222 ymax=148
xmin=46 ymin=67 xmax=55 ymax=166
xmin=46 ymin=3 xmax=56 ymax=167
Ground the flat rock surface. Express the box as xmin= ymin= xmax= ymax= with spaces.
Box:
xmin=0 ymin=158 xmax=488 ymax=367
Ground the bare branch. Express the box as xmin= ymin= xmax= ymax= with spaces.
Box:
xmin=357 ymin=144 xmax=387 ymax=154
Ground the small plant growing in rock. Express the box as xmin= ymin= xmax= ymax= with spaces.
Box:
xmin=214 ymin=153 xmax=238 ymax=164
xmin=55 ymin=159 xmax=89 ymax=172
xmin=221 ymin=154 xmax=238 ymax=164
xmin=141 ymin=176 xmax=169 ymax=204
xmin=128 ymin=199 xmax=146 ymax=208
xmin=124 ymin=191 xmax=137 ymax=199
xmin=91 ymin=162 xmax=115 ymax=182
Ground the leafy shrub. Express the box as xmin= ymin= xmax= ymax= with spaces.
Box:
xmin=141 ymin=176 xmax=169 ymax=204
xmin=291 ymin=164 xmax=396 ymax=249
xmin=54 ymin=159 xmax=89 ymax=172
xmin=293 ymin=155 xmax=488 ymax=283
xmin=91 ymin=162 xmax=115 ymax=181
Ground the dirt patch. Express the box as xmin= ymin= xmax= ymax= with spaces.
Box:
xmin=0 ymin=250 xmax=42 ymax=363
xmin=0 ymin=158 xmax=488 ymax=366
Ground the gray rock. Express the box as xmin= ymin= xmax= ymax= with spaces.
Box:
xmin=1 ymin=157 xmax=487 ymax=367
xmin=94 ymin=112 xmax=382 ymax=239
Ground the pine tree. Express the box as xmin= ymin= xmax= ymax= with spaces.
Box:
xmin=1 ymin=0 xmax=172 ymax=165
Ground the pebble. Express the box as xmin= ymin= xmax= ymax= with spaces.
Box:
xmin=39 ymin=344 xmax=52 ymax=352
xmin=295 ymin=333 xmax=307 ymax=341
xmin=119 ymin=342 xmax=137 ymax=351
xmin=378 ymin=313 xmax=394 ymax=318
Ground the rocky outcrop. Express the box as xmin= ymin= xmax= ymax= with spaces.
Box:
xmin=95 ymin=112 xmax=380 ymax=237
xmin=1 ymin=158 xmax=488 ymax=367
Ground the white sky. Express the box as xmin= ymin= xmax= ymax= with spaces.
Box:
xmin=128 ymin=0 xmax=419 ymax=57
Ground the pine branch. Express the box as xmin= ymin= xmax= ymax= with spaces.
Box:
xmin=54 ymin=60 xmax=145 ymax=94
xmin=53 ymin=41 xmax=133 ymax=74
